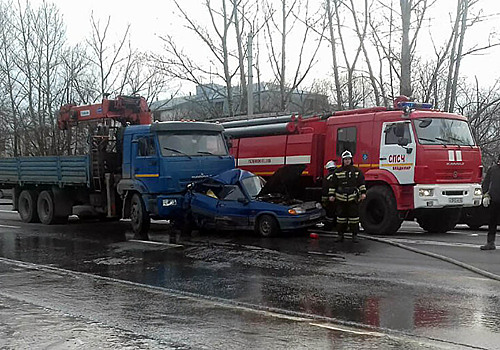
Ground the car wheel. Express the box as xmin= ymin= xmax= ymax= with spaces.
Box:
xmin=255 ymin=214 xmax=279 ymax=237
xmin=130 ymin=193 xmax=150 ymax=239
xmin=18 ymin=190 xmax=40 ymax=223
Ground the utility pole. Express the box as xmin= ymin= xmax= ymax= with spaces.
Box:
xmin=247 ymin=33 xmax=254 ymax=116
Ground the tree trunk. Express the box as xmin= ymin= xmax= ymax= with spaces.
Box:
xmin=400 ymin=0 xmax=412 ymax=97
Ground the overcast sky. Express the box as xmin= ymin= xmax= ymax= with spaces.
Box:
xmin=26 ymin=0 xmax=500 ymax=93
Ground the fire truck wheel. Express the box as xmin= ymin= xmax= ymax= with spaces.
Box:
xmin=256 ymin=214 xmax=279 ymax=237
xmin=37 ymin=190 xmax=59 ymax=225
xmin=360 ymin=186 xmax=402 ymax=235
xmin=416 ymin=208 xmax=461 ymax=233
xmin=130 ymin=193 xmax=150 ymax=239
xmin=18 ymin=190 xmax=40 ymax=223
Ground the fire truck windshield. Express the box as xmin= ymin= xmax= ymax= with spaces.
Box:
xmin=158 ymin=131 xmax=229 ymax=157
xmin=413 ymin=118 xmax=475 ymax=146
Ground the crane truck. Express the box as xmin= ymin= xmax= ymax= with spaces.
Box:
xmin=0 ymin=96 xmax=234 ymax=239
xmin=223 ymin=97 xmax=483 ymax=234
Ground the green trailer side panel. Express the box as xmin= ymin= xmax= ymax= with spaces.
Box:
xmin=0 ymin=155 xmax=90 ymax=187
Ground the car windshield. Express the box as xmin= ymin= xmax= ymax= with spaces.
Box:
xmin=413 ymin=118 xmax=475 ymax=146
xmin=241 ymin=175 xmax=266 ymax=199
xmin=158 ymin=131 xmax=228 ymax=157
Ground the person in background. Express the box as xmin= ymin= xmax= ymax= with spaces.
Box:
xmin=326 ymin=151 xmax=366 ymax=243
xmin=322 ymin=160 xmax=336 ymax=231
xmin=480 ymin=154 xmax=500 ymax=250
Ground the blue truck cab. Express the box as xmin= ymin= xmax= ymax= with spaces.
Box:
xmin=117 ymin=121 xmax=235 ymax=236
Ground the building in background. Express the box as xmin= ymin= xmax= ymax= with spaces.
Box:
xmin=150 ymin=83 xmax=329 ymax=121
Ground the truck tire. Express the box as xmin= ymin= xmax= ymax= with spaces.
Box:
xmin=360 ymin=186 xmax=402 ymax=235
xmin=130 ymin=193 xmax=150 ymax=239
xmin=37 ymin=190 xmax=58 ymax=225
xmin=255 ymin=214 xmax=279 ymax=237
xmin=416 ymin=208 xmax=461 ymax=233
xmin=18 ymin=190 xmax=40 ymax=223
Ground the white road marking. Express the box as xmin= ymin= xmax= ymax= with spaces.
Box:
xmin=0 ymin=224 xmax=20 ymax=229
xmin=128 ymin=239 xmax=182 ymax=248
xmin=310 ymin=323 xmax=384 ymax=337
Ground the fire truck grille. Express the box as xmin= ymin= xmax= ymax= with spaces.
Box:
xmin=442 ymin=190 xmax=466 ymax=196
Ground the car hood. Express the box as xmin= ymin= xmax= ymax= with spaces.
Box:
xmin=258 ymin=164 xmax=306 ymax=199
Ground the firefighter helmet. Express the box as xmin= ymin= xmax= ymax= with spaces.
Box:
xmin=341 ymin=150 xmax=353 ymax=159
xmin=325 ymin=160 xmax=336 ymax=169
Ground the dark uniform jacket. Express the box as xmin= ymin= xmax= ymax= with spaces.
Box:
xmin=327 ymin=164 xmax=366 ymax=201
xmin=482 ymin=164 xmax=500 ymax=203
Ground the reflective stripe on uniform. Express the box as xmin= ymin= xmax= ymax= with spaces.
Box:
xmin=348 ymin=217 xmax=360 ymax=224
xmin=335 ymin=193 xmax=348 ymax=201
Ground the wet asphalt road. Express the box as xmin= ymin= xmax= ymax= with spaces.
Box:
xmin=0 ymin=199 xmax=499 ymax=349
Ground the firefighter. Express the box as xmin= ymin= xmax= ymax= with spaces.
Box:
xmin=321 ymin=160 xmax=337 ymax=230
xmin=327 ymin=150 xmax=366 ymax=242
xmin=480 ymin=154 xmax=500 ymax=250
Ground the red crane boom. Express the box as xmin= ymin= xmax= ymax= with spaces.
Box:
xmin=58 ymin=95 xmax=152 ymax=130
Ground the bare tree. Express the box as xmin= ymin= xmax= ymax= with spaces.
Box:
xmin=87 ymin=13 xmax=130 ymax=99
xmin=325 ymin=0 xmax=343 ymax=109
xmin=0 ymin=1 xmax=21 ymax=156
xmin=264 ymin=0 xmax=324 ymax=111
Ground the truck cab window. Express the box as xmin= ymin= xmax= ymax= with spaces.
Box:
xmin=336 ymin=127 xmax=357 ymax=157
xmin=138 ymin=136 xmax=156 ymax=156
xmin=385 ymin=123 xmax=412 ymax=145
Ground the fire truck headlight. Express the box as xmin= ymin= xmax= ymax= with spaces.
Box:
xmin=474 ymin=188 xmax=482 ymax=196
xmin=419 ymin=188 xmax=434 ymax=197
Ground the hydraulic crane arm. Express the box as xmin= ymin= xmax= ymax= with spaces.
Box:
xmin=58 ymin=95 xmax=152 ymax=130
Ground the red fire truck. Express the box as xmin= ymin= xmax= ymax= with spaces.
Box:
xmin=223 ymin=98 xmax=483 ymax=234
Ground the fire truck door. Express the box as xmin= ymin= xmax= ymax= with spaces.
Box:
xmin=379 ymin=122 xmax=416 ymax=184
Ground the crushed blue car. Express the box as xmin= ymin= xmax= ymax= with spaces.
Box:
xmin=186 ymin=165 xmax=325 ymax=236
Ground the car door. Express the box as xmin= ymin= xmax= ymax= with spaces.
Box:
xmin=189 ymin=184 xmax=222 ymax=230
xmin=215 ymin=185 xmax=251 ymax=230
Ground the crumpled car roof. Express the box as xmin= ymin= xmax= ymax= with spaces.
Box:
xmin=208 ymin=164 xmax=306 ymax=199
xmin=211 ymin=168 xmax=255 ymax=185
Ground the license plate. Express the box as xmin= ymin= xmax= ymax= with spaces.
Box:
xmin=449 ymin=198 xmax=463 ymax=204
xmin=310 ymin=213 xmax=321 ymax=220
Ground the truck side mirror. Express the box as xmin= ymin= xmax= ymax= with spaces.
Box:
xmin=225 ymin=135 xmax=233 ymax=149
